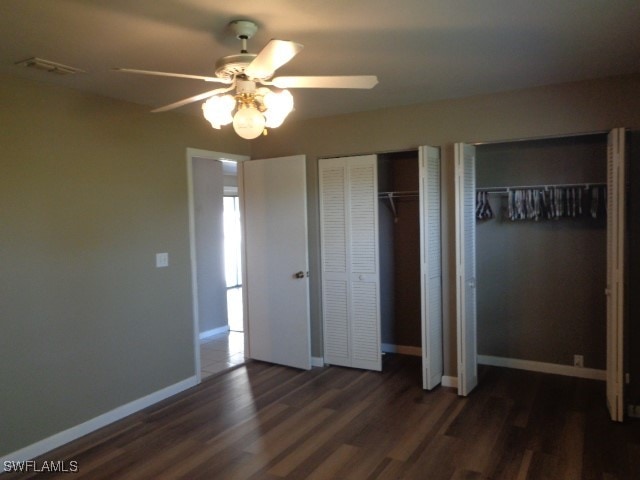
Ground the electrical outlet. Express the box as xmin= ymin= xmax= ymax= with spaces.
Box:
xmin=573 ymin=355 xmax=584 ymax=368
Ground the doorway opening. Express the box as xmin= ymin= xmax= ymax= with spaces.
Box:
xmin=224 ymin=195 xmax=243 ymax=333
xmin=199 ymin=159 xmax=246 ymax=379
xmin=187 ymin=149 xmax=249 ymax=382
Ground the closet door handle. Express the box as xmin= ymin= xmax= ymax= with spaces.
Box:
xmin=294 ymin=271 xmax=306 ymax=279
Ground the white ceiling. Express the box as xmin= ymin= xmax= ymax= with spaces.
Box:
xmin=1 ymin=0 xmax=639 ymax=121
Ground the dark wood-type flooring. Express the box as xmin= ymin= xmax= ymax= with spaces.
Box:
xmin=8 ymin=355 xmax=640 ymax=479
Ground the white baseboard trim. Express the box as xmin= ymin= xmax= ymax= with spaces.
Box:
xmin=311 ymin=357 xmax=325 ymax=368
xmin=1 ymin=376 xmax=198 ymax=464
xmin=478 ymin=355 xmax=606 ymax=381
xmin=442 ymin=376 xmax=458 ymax=388
xmin=199 ymin=325 xmax=230 ymax=341
xmin=381 ymin=343 xmax=422 ymax=357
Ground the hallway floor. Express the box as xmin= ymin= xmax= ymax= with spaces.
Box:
xmin=200 ymin=330 xmax=245 ymax=379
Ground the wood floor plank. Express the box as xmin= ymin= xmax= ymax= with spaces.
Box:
xmin=267 ymin=397 xmax=372 ymax=477
xmin=387 ymin=389 xmax=458 ymax=461
xmin=8 ymin=357 xmax=640 ymax=480
xmin=515 ymin=448 xmax=534 ymax=480
xmin=242 ymin=389 xmax=339 ymax=454
xmin=305 ymin=444 xmax=359 ymax=480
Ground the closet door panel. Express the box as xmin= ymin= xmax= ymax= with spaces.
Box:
xmin=348 ymin=157 xmax=381 ymax=371
xmin=455 ymin=143 xmax=478 ymax=396
xmin=320 ymin=165 xmax=348 ymax=274
xmin=606 ymin=127 xmax=625 ymax=422
xmin=420 ymin=145 xmax=443 ymax=390
xmin=323 ymin=279 xmax=350 ymax=365
xmin=349 ymin=163 xmax=378 ymax=274
xmin=320 ymin=161 xmax=351 ymax=366
xmin=351 ymin=281 xmax=380 ymax=369
xmin=320 ymin=155 xmax=381 ymax=371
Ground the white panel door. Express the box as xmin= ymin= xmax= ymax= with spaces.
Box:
xmin=455 ymin=143 xmax=478 ymax=396
xmin=241 ymin=155 xmax=311 ymax=370
xmin=420 ymin=145 xmax=443 ymax=390
xmin=320 ymin=155 xmax=381 ymax=371
xmin=606 ymin=128 xmax=626 ymax=422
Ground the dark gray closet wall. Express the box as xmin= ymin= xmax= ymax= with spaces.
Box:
xmin=476 ymin=135 xmax=607 ymax=369
xmin=378 ymin=151 xmax=421 ymax=349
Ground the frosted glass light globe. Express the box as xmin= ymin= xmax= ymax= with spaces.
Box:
xmin=202 ymin=95 xmax=235 ymax=129
xmin=263 ymin=90 xmax=294 ymax=128
xmin=233 ymin=106 xmax=265 ymax=139
xmin=264 ymin=89 xmax=294 ymax=114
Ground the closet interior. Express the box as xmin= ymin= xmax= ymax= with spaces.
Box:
xmin=378 ymin=150 xmax=421 ymax=357
xmin=474 ymin=134 xmax=608 ymax=371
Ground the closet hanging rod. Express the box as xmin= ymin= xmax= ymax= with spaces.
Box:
xmin=378 ymin=190 xmax=419 ymax=197
xmin=476 ymin=182 xmax=606 ymax=194
xmin=378 ymin=191 xmax=419 ymax=223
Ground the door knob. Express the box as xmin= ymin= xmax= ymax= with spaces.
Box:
xmin=294 ymin=271 xmax=305 ymax=279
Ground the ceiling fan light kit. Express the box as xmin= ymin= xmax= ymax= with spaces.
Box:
xmin=116 ymin=20 xmax=378 ymax=140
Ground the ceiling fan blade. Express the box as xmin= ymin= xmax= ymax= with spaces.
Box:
xmin=244 ymin=39 xmax=304 ymax=79
xmin=272 ymin=75 xmax=378 ymax=89
xmin=151 ymin=87 xmax=233 ymax=113
xmin=114 ymin=68 xmax=230 ymax=84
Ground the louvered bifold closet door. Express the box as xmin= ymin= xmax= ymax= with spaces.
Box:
xmin=348 ymin=156 xmax=381 ymax=371
xmin=320 ymin=155 xmax=381 ymax=371
xmin=606 ymin=128 xmax=626 ymax=422
xmin=319 ymin=159 xmax=350 ymax=367
xmin=420 ymin=146 xmax=443 ymax=390
xmin=455 ymin=143 xmax=478 ymax=396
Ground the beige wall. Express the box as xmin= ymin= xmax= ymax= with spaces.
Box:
xmin=0 ymin=74 xmax=248 ymax=455
xmin=251 ymin=74 xmax=640 ymax=377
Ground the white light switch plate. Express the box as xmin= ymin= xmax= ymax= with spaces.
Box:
xmin=156 ymin=252 xmax=169 ymax=268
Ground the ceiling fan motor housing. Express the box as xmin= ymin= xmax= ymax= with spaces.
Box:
xmin=214 ymin=53 xmax=257 ymax=80
xmin=215 ymin=20 xmax=261 ymax=80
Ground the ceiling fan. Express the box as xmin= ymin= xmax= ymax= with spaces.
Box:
xmin=115 ymin=20 xmax=378 ymax=139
